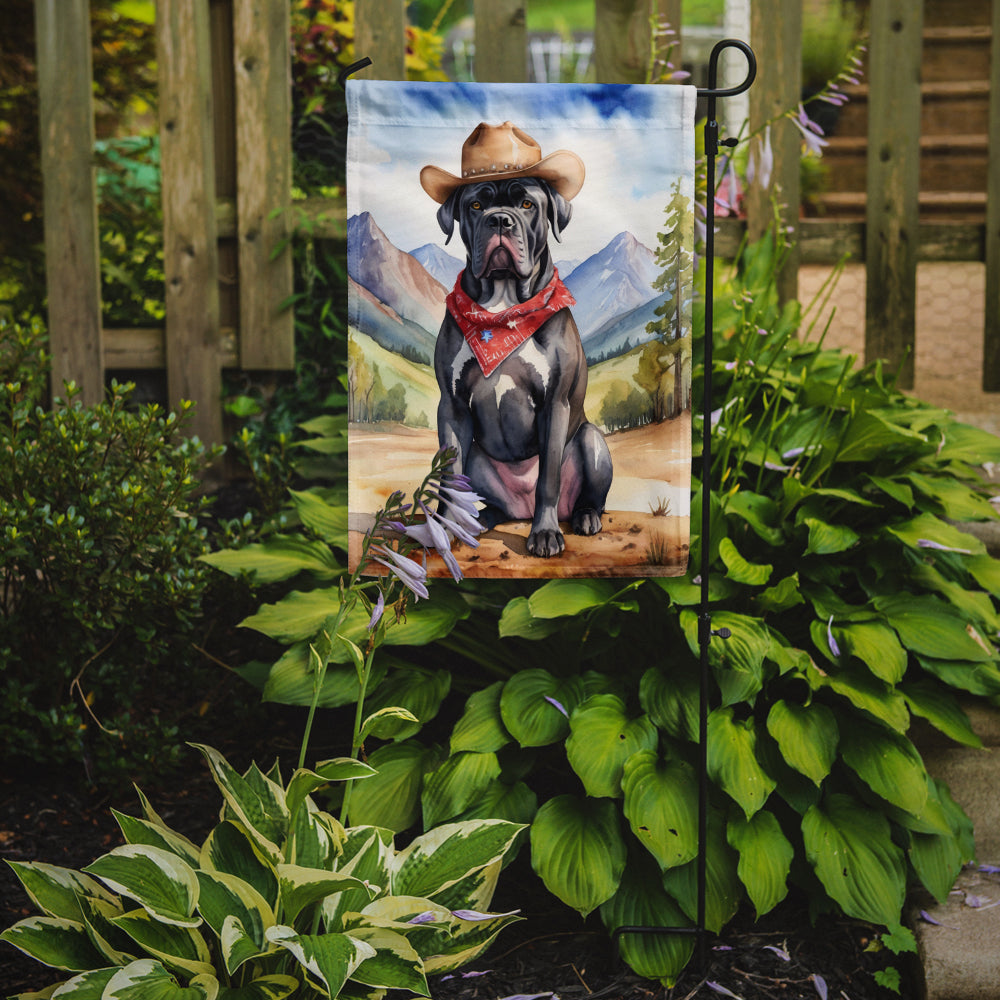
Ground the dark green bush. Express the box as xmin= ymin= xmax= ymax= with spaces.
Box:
xmin=0 ymin=316 xmax=220 ymax=783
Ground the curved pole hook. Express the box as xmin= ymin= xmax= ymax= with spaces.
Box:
xmin=697 ymin=38 xmax=756 ymax=99
xmin=337 ymin=57 xmax=373 ymax=90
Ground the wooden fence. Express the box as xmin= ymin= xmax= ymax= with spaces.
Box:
xmin=33 ymin=0 xmax=1000 ymax=445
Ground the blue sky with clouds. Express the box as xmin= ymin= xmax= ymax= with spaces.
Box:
xmin=347 ymin=80 xmax=697 ymax=263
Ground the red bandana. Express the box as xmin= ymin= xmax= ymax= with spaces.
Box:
xmin=446 ymin=270 xmax=576 ymax=377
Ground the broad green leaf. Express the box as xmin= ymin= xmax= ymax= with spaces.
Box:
xmin=621 ymin=751 xmax=699 ymax=870
xmin=216 ymin=976 xmax=299 ymax=1000
xmin=452 ymin=779 xmax=538 ymax=827
xmin=360 ymin=706 xmax=421 ymax=742
xmin=755 ymin=573 xmax=805 ymax=614
xmin=499 ymin=670 xmax=584 ymax=747
xmin=566 ymin=695 xmax=658 ymax=799
xmin=362 ymin=667 xmax=451 ymax=740
xmin=865 ymin=474 xmax=914 ymax=509
xmin=906 ymin=472 xmax=998 ymax=522
xmin=288 ymin=488 xmax=348 ymax=545
xmin=809 ymin=661 xmax=910 ymax=732
xmin=834 ymin=410 xmax=927 ymax=463
xmin=910 ymin=562 xmax=1000 ymax=633
xmin=802 ymin=793 xmax=906 ymax=926
xmin=839 ymin=718 xmax=929 ymax=817
xmin=450 ymin=682 xmax=511 ymax=754
xmin=660 ymin=811 xmax=741 ymax=933
xmin=935 ymin=421 xmax=1000 ymax=465
xmin=111 ymin=909 xmax=214 ymax=978
xmin=421 ymin=751 xmax=502 ymax=828
xmin=527 ymin=579 xmax=619 ymax=618
xmin=835 ymin=621 xmax=907 ymax=684
xmin=886 ymin=512 xmax=985 ymax=557
xmin=199 ymin=822 xmax=278 ymax=910
xmin=347 ymin=740 xmax=442 ymax=832
xmin=276 ymin=865 xmax=374 ymax=925
xmin=393 ymin=820 xmax=524 ymax=900
xmin=261 ymin=644 xmax=384 ymax=709
xmin=423 ymin=906 xmax=522 ymax=974
xmin=707 ymin=707 xmax=776 ymax=818
xmin=639 ymin=664 xmax=699 ymax=742
xmin=0 ymin=917 xmax=107 ymax=971
xmin=83 ymin=846 xmax=200 ymax=928
xmin=599 ymin=854 xmax=694 ymax=987
xmin=901 ymin=680 xmax=982 ymax=748
xmin=803 ymin=517 xmax=859 ymax=556
xmin=727 ymin=811 xmax=793 ymax=917
xmin=875 ymin=594 xmax=995 ymax=662
xmin=498 ymin=596 xmax=564 ymax=639
xmin=967 ymin=553 xmax=1000 ymax=597
xmin=112 ymin=812 xmax=201 ymax=868
xmin=724 ymin=490 xmax=784 ymax=546
xmin=718 ymin=537 xmax=772 ymax=586
xmin=680 ymin=610 xmax=770 ymax=706
xmin=916 ymin=655 xmax=1000 ymax=697
xmin=5 ymin=862 xmax=117 ymax=923
xmin=195 ymin=871 xmax=273 ymax=974
xmin=346 ymin=926 xmax=428 ymax=994
xmin=530 ymin=795 xmax=626 ymax=917
xmin=200 ymin=536 xmax=341 ymax=584
xmin=909 ymin=830 xmax=966 ymax=905
xmin=190 ymin=746 xmax=287 ymax=862
xmin=103 ymin=959 xmax=218 ymax=1000
xmin=765 ymin=700 xmax=838 ymax=786
xmin=46 ymin=967 xmax=117 ymax=998
xmin=265 ymin=926 xmax=375 ymax=997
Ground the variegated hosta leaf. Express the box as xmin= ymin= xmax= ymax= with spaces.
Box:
xmin=727 ymin=810 xmax=793 ymax=918
xmin=110 ymin=908 xmax=214 ymax=979
xmin=265 ymin=926 xmax=375 ymax=998
xmin=499 ymin=669 xmax=585 ymax=747
xmin=4 ymin=861 xmax=118 ymax=922
xmin=323 ymin=829 xmax=393 ymax=931
xmin=421 ymin=751 xmax=502 ymax=829
xmin=190 ymin=745 xmax=288 ymax=863
xmin=450 ymin=681 xmax=511 ymax=754
xmin=200 ymin=822 xmax=278 ymax=910
xmin=83 ymin=846 xmax=200 ymax=928
xmin=661 ymin=811 xmax=742 ymax=934
xmin=707 ymin=707 xmax=776 ymax=819
xmin=77 ymin=894 xmax=136 ymax=966
xmin=765 ymin=700 xmax=838 ymax=786
xmin=195 ymin=871 xmax=274 ymax=974
xmin=102 ymin=958 xmax=218 ymax=999
xmin=112 ymin=811 xmax=202 ymax=868
xmin=838 ymin=718 xmax=929 ymax=817
xmin=423 ymin=906 xmax=522 ymax=975
xmin=621 ymin=751 xmax=699 ymax=871
xmin=46 ymin=966 xmax=118 ymax=997
xmin=599 ymin=854 xmax=694 ymax=987
xmin=277 ymin=864 xmax=376 ymax=925
xmin=288 ymin=802 xmax=343 ymax=870
xmin=214 ymin=975 xmax=299 ymax=1000
xmin=344 ymin=926 xmax=429 ymax=995
xmin=347 ymin=740 xmax=442 ymax=832
xmin=424 ymin=859 xmax=501 ymax=916
xmin=391 ymin=820 xmax=524 ymax=901
xmin=529 ymin=795 xmax=626 ymax=917
xmin=802 ymin=793 xmax=906 ymax=926
xmin=566 ymin=696 xmax=659 ymax=800
xmin=285 ymin=760 xmax=375 ymax=823
xmin=0 ymin=916 xmax=107 ymax=971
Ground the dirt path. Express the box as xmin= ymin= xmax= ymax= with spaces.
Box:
xmin=348 ymin=417 xmax=692 ymax=578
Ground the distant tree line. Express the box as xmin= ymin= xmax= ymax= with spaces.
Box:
xmin=348 ymin=339 xmax=408 ymax=423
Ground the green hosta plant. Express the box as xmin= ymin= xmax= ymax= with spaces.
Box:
xmin=1 ymin=744 xmax=523 ymax=999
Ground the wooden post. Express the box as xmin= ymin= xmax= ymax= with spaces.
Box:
xmin=473 ymin=0 xmax=526 ymax=83
xmin=746 ymin=0 xmax=801 ymax=305
xmin=355 ymin=0 xmax=406 ymax=80
xmin=233 ymin=0 xmax=294 ymax=369
xmin=34 ymin=0 xmax=104 ymax=405
xmin=594 ymin=0 xmax=653 ymax=84
xmin=157 ymin=0 xmax=223 ymax=444
xmin=864 ymin=0 xmax=923 ymax=389
xmin=983 ymin=0 xmax=1000 ymax=390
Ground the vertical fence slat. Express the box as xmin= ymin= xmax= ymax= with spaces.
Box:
xmin=746 ymin=0 xmax=801 ymax=304
xmin=983 ymin=0 xmax=1000 ymax=390
xmin=474 ymin=0 xmax=527 ymax=82
xmin=355 ymin=0 xmax=406 ymax=80
xmin=594 ymin=0 xmax=653 ymax=84
xmin=34 ymin=0 xmax=103 ymax=405
xmin=864 ymin=0 xmax=923 ymax=389
xmin=233 ymin=0 xmax=294 ymax=370
xmin=157 ymin=0 xmax=223 ymax=445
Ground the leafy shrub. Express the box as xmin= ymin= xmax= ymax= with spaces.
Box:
xmin=0 ymin=317 xmax=220 ymax=783
xmin=211 ymin=230 xmax=1000 ymax=985
xmin=1 ymin=743 xmax=524 ymax=998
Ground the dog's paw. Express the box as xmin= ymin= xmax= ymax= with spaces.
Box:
xmin=572 ymin=508 xmax=603 ymax=536
xmin=527 ymin=528 xmax=565 ymax=558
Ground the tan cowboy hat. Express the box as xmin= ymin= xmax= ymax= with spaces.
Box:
xmin=420 ymin=121 xmax=585 ymax=204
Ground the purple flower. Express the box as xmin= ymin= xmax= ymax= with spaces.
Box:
xmin=917 ymin=538 xmax=973 ymax=555
xmin=827 ymin=616 xmax=841 ymax=658
xmin=544 ymin=695 xmax=569 ymax=718
xmin=407 ymin=911 xmax=438 ymax=925
xmin=747 ymin=125 xmax=774 ymax=191
xmin=763 ymin=944 xmax=790 ymax=961
xmin=812 ymin=974 xmax=828 ymax=1000
xmin=367 ymin=590 xmax=385 ymax=631
xmin=706 ymin=983 xmax=742 ymax=999
xmin=791 ymin=104 xmax=828 ymax=156
xmin=451 ymin=908 xmax=520 ymax=921
xmin=370 ymin=544 xmax=429 ymax=600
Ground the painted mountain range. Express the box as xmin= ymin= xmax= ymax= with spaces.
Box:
xmin=347 ymin=211 xmax=671 ymax=362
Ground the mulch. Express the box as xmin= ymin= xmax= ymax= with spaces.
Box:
xmin=0 ymin=744 xmax=913 ymax=1000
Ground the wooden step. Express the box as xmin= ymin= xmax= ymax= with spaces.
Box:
xmin=813 ymin=190 xmax=987 ymax=222
xmin=922 ymin=25 xmax=993 ymax=83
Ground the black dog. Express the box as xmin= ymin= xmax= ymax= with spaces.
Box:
xmin=431 ymin=175 xmax=613 ymax=558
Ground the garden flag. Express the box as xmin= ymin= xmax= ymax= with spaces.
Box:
xmin=346 ymin=80 xmax=697 ymax=578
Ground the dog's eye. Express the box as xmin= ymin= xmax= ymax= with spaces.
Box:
xmin=471 ymin=201 xmax=482 ymax=210
xmin=521 ymin=199 xmax=534 ymax=209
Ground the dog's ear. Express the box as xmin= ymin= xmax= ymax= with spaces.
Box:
xmin=436 ymin=190 xmax=460 ymax=245
xmin=546 ymin=189 xmax=573 ymax=243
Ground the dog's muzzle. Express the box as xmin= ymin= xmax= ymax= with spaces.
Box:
xmin=472 ymin=210 xmax=529 ymax=279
